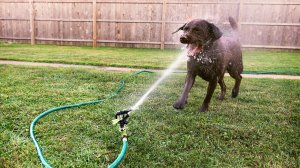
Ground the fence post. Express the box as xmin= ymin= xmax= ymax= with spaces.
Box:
xmin=160 ymin=0 xmax=167 ymax=50
xmin=29 ymin=0 xmax=35 ymax=45
xmin=92 ymin=0 xmax=97 ymax=48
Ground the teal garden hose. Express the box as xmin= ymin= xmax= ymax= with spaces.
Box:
xmin=30 ymin=69 xmax=298 ymax=167
xmin=108 ymin=135 xmax=128 ymax=168
xmin=29 ymin=70 xmax=153 ymax=168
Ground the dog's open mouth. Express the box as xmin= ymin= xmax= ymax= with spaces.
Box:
xmin=187 ymin=43 xmax=203 ymax=57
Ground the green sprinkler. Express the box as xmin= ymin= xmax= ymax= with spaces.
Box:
xmin=109 ymin=109 xmax=132 ymax=168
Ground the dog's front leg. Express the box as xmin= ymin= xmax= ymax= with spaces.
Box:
xmin=200 ymin=78 xmax=218 ymax=112
xmin=173 ymin=72 xmax=196 ymax=109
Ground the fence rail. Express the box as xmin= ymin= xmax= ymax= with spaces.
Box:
xmin=0 ymin=0 xmax=299 ymax=49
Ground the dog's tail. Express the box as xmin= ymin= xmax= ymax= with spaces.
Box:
xmin=228 ymin=17 xmax=240 ymax=41
xmin=229 ymin=16 xmax=238 ymax=30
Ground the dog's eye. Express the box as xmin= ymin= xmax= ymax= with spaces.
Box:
xmin=193 ymin=28 xmax=201 ymax=32
xmin=194 ymin=28 xmax=204 ymax=35
xmin=183 ymin=26 xmax=189 ymax=31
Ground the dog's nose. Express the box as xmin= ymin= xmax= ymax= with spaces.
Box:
xmin=180 ymin=35 xmax=188 ymax=44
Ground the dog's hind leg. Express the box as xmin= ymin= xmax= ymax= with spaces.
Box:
xmin=231 ymin=74 xmax=242 ymax=98
xmin=227 ymin=58 xmax=243 ymax=98
xmin=228 ymin=70 xmax=242 ymax=98
xmin=217 ymin=74 xmax=226 ymax=101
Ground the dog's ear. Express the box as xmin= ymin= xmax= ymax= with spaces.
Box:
xmin=208 ymin=22 xmax=222 ymax=40
xmin=172 ymin=23 xmax=187 ymax=34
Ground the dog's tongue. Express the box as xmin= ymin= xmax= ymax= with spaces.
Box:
xmin=187 ymin=44 xmax=202 ymax=57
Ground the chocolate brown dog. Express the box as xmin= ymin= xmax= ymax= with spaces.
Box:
xmin=173 ymin=17 xmax=243 ymax=112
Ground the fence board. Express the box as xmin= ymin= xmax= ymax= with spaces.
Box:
xmin=0 ymin=2 xmax=30 ymax=40
xmin=0 ymin=0 xmax=299 ymax=49
xmin=92 ymin=0 xmax=96 ymax=47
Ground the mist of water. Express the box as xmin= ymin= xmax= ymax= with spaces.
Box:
xmin=130 ymin=49 xmax=186 ymax=112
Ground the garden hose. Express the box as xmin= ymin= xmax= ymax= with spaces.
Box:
xmin=30 ymin=69 xmax=298 ymax=168
xmin=242 ymin=70 xmax=300 ymax=75
xmin=109 ymin=109 xmax=132 ymax=168
xmin=108 ymin=139 xmax=128 ymax=168
xmin=172 ymin=70 xmax=300 ymax=75
xmin=29 ymin=70 xmax=153 ymax=168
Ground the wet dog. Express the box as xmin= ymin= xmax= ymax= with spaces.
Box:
xmin=173 ymin=17 xmax=243 ymax=112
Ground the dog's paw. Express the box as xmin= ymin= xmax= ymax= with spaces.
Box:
xmin=173 ymin=101 xmax=185 ymax=110
xmin=199 ymin=105 xmax=208 ymax=112
xmin=231 ymin=90 xmax=239 ymax=98
xmin=217 ymin=95 xmax=225 ymax=101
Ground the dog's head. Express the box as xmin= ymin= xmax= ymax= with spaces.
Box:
xmin=173 ymin=19 xmax=222 ymax=56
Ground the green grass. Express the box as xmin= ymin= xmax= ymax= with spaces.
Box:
xmin=1 ymin=65 xmax=299 ymax=167
xmin=1 ymin=42 xmax=300 ymax=75
xmin=243 ymin=50 xmax=300 ymax=75
xmin=0 ymin=43 xmax=176 ymax=69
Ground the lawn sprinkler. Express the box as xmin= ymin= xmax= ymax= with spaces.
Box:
xmin=112 ymin=109 xmax=132 ymax=128
xmin=108 ymin=109 xmax=132 ymax=168
xmin=108 ymin=53 xmax=184 ymax=167
xmin=29 ymin=70 xmax=156 ymax=168
xmin=30 ymin=53 xmax=184 ymax=168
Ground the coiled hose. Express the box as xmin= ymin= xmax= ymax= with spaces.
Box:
xmin=30 ymin=69 xmax=298 ymax=167
xmin=30 ymin=70 xmax=153 ymax=168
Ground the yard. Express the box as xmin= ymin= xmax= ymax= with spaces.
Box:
xmin=1 ymin=43 xmax=300 ymax=75
xmin=0 ymin=43 xmax=299 ymax=167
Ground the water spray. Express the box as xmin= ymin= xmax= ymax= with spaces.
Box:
xmin=30 ymin=50 xmax=185 ymax=168
xmin=109 ymin=51 xmax=185 ymax=167
xmin=29 ymin=45 xmax=300 ymax=167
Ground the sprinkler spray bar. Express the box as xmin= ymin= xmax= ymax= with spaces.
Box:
xmin=112 ymin=109 xmax=132 ymax=131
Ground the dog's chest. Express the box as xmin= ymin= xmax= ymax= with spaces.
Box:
xmin=190 ymin=52 xmax=216 ymax=65
xmin=188 ymin=51 xmax=219 ymax=80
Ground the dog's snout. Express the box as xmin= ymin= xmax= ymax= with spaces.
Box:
xmin=180 ymin=35 xmax=189 ymax=44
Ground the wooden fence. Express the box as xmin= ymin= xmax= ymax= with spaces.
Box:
xmin=0 ymin=0 xmax=299 ymax=49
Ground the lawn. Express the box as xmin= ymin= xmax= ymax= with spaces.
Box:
xmin=0 ymin=65 xmax=299 ymax=167
xmin=1 ymin=43 xmax=300 ymax=75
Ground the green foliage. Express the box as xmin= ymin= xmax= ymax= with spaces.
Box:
xmin=1 ymin=65 xmax=299 ymax=167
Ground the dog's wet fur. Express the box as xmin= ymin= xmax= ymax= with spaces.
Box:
xmin=173 ymin=17 xmax=243 ymax=112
